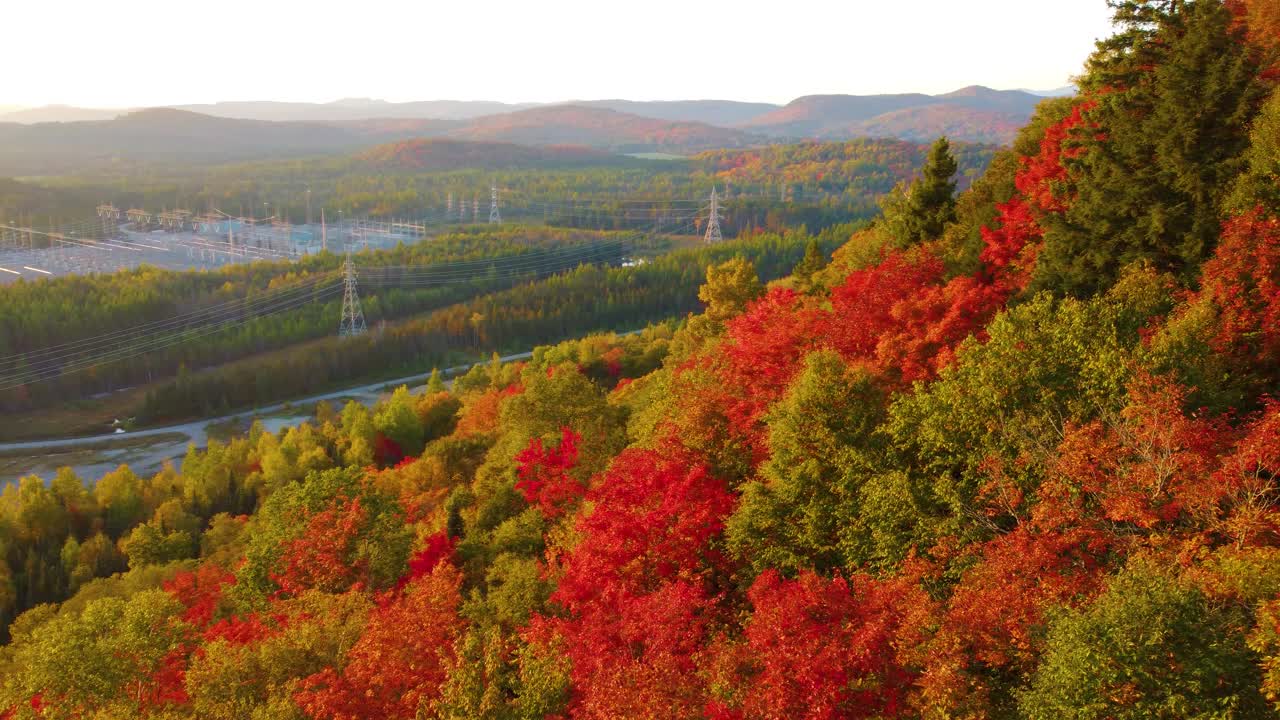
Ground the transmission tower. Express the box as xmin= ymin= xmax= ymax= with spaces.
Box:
xmin=703 ymin=186 xmax=723 ymax=244
xmin=489 ymin=184 xmax=501 ymax=224
xmin=338 ymin=249 xmax=367 ymax=338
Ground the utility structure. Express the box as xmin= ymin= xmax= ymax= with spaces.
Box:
xmin=126 ymin=209 xmax=152 ymax=228
xmin=156 ymin=209 xmax=191 ymax=231
xmin=338 ymin=248 xmax=367 ymax=337
xmin=703 ymin=186 xmax=723 ymax=244
xmin=489 ymin=184 xmax=502 ymax=224
xmin=96 ymin=204 xmax=121 ymax=238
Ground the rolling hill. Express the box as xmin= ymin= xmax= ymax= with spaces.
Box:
xmin=353 ymin=138 xmax=633 ymax=171
xmin=741 ymin=86 xmax=1047 ymax=144
xmin=171 ymin=98 xmax=540 ymax=122
xmin=0 ymin=106 xmax=758 ymax=176
xmin=740 ymin=93 xmax=937 ymax=136
xmin=848 ymin=105 xmax=1029 ymax=145
xmin=443 ymin=105 xmax=761 ymax=154
xmin=0 ymin=87 xmax=1058 ymax=150
xmin=573 ymin=99 xmax=782 ymax=126
xmin=0 ymin=109 xmax=435 ymax=176
xmin=0 ymin=86 xmax=1061 ymax=177
xmin=169 ymin=98 xmax=780 ymax=127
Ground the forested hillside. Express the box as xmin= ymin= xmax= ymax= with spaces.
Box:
xmin=352 ymin=139 xmax=626 ymax=171
xmin=3 ymin=1 xmax=1280 ymax=719
xmin=0 ymin=109 xmax=447 ymax=177
xmin=134 ymin=226 xmax=845 ymax=424
xmin=0 ymin=105 xmax=758 ymax=177
xmin=741 ymin=86 xmax=1045 ymax=144
xmin=441 ymin=106 xmax=762 ymax=154
xmin=0 ymin=228 xmax=641 ymax=418
xmin=24 ymin=136 xmax=994 ymax=235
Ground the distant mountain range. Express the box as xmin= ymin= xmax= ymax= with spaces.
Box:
xmin=0 ymin=85 xmax=1074 ymax=149
xmin=173 ymin=99 xmax=540 ymax=122
xmin=572 ymin=100 xmax=782 ymax=127
xmin=441 ymin=106 xmax=760 ymax=154
xmin=0 ymin=109 xmax=432 ymax=176
xmin=739 ymin=86 xmax=1048 ymax=144
xmin=0 ymin=105 xmax=760 ymax=175
xmin=166 ymin=98 xmax=782 ymax=128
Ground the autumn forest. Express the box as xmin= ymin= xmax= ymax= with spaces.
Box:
xmin=3 ymin=0 xmax=1280 ymax=718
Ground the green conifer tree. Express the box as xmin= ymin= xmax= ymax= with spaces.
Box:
xmin=881 ymin=136 xmax=959 ymax=247
xmin=1034 ymin=0 xmax=1269 ymax=296
xmin=791 ymin=240 xmax=828 ymax=294
xmin=425 ymin=367 xmax=446 ymax=395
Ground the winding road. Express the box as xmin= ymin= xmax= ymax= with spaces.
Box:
xmin=0 ymin=349 xmax=538 ymax=484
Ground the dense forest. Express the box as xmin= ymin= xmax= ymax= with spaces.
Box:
xmin=7 ymin=136 xmax=995 ymax=236
xmin=0 ymin=227 xmax=647 ymax=419
xmin=0 ymin=223 xmax=851 ymax=437
xmin=136 ymin=226 xmax=849 ymax=424
xmin=3 ymin=1 xmax=1280 ymax=718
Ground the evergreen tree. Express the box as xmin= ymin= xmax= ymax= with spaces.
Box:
xmin=791 ymin=240 xmax=827 ymax=294
xmin=1034 ymin=0 xmax=1270 ymax=296
xmin=425 ymin=367 xmax=446 ymax=395
xmin=881 ymin=137 xmax=960 ymax=247
xmin=910 ymin=136 xmax=961 ymax=240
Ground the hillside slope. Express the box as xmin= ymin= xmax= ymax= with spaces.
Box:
xmin=444 ymin=105 xmax=763 ymax=153
xmin=574 ymin=99 xmax=782 ymax=126
xmin=743 ymin=85 xmax=1046 ymax=144
xmin=0 ymin=109 xmax=441 ymax=175
xmin=2 ymin=4 xmax=1280 ymax=719
xmin=171 ymin=99 xmax=539 ymax=122
xmin=353 ymin=138 xmax=631 ymax=171
xmin=170 ymin=98 xmax=780 ymax=127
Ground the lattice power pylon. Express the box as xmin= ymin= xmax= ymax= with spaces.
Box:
xmin=338 ymin=250 xmax=367 ymax=338
xmin=489 ymin=184 xmax=502 ymax=224
xmin=703 ymin=186 xmax=723 ymax=244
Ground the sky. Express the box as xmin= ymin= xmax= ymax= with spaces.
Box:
xmin=3 ymin=0 xmax=1117 ymax=108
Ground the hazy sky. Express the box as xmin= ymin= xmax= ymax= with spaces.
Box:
xmin=5 ymin=0 xmax=1116 ymax=107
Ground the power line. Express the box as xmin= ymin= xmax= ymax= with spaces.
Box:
xmin=0 ymin=189 xmax=701 ymax=388
xmin=0 ymin=284 xmax=345 ymax=390
xmin=0 ymin=280 xmax=343 ymax=382
xmin=0 ymin=237 xmax=638 ymax=387
xmin=0 ymin=275 xmax=338 ymax=370
xmin=1 ymin=238 xmax=635 ymax=376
